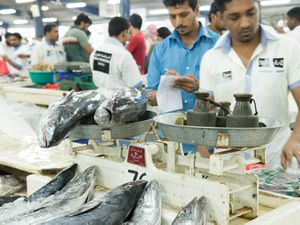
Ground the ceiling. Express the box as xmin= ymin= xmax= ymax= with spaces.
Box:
xmin=0 ymin=0 xmax=300 ymax=28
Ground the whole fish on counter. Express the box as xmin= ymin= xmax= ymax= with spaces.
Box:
xmin=38 ymin=90 xmax=106 ymax=148
xmin=124 ymin=180 xmax=161 ymax=225
xmin=172 ymin=196 xmax=207 ymax=225
xmin=94 ymin=88 xmax=147 ymax=128
xmin=0 ymin=195 xmax=22 ymax=207
xmin=0 ymin=166 xmax=97 ymax=225
xmin=40 ymin=180 xmax=148 ymax=225
xmin=0 ymin=164 xmax=77 ymax=221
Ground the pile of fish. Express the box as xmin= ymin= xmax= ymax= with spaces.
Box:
xmin=38 ymin=88 xmax=147 ymax=148
xmin=38 ymin=90 xmax=106 ymax=148
xmin=0 ymin=166 xmax=208 ymax=225
xmin=94 ymin=88 xmax=147 ymax=128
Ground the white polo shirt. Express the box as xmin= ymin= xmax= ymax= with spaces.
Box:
xmin=286 ymin=25 xmax=300 ymax=45
xmin=90 ymin=37 xmax=142 ymax=98
xmin=200 ymin=25 xmax=300 ymax=166
xmin=31 ymin=38 xmax=66 ymax=65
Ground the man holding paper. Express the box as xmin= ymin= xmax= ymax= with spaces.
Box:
xmin=146 ymin=0 xmax=219 ymax=113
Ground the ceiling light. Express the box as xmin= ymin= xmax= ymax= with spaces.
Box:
xmin=72 ymin=16 xmax=77 ymax=20
xmin=66 ymin=2 xmax=87 ymax=8
xmin=0 ymin=9 xmax=16 ymax=15
xmin=42 ymin=17 xmax=57 ymax=23
xmin=41 ymin=6 xmax=49 ymax=11
xmin=200 ymin=5 xmax=211 ymax=11
xmin=13 ymin=19 xmax=29 ymax=25
xmin=149 ymin=9 xmax=168 ymax=15
xmin=16 ymin=0 xmax=35 ymax=3
xmin=260 ymin=0 xmax=290 ymax=6
xmin=0 ymin=21 xmax=3 ymax=26
xmin=107 ymin=0 xmax=120 ymax=4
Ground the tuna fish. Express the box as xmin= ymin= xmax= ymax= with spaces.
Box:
xmin=0 ymin=166 xmax=97 ymax=225
xmin=94 ymin=88 xmax=147 ymax=128
xmin=0 ymin=164 xmax=77 ymax=221
xmin=38 ymin=90 xmax=106 ymax=148
xmin=40 ymin=180 xmax=148 ymax=225
xmin=124 ymin=180 xmax=161 ymax=225
xmin=172 ymin=196 xmax=207 ymax=225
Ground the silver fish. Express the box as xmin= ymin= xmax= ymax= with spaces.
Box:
xmin=0 ymin=166 xmax=97 ymax=225
xmin=40 ymin=180 xmax=148 ymax=225
xmin=0 ymin=164 xmax=77 ymax=221
xmin=172 ymin=196 xmax=207 ymax=225
xmin=94 ymin=88 xmax=147 ymax=128
xmin=124 ymin=180 xmax=161 ymax=225
xmin=38 ymin=90 xmax=106 ymax=148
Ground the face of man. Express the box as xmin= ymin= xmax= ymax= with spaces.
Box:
xmin=215 ymin=12 xmax=226 ymax=32
xmin=8 ymin=36 xmax=21 ymax=47
xmin=121 ymin=29 xmax=130 ymax=45
xmin=222 ymin=0 xmax=259 ymax=43
xmin=46 ymin=26 xmax=59 ymax=42
xmin=79 ymin=22 xmax=90 ymax=32
xmin=167 ymin=1 xmax=199 ymax=37
xmin=286 ymin=17 xmax=296 ymax=30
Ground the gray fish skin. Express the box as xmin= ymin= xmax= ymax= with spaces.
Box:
xmin=40 ymin=180 xmax=148 ymax=225
xmin=26 ymin=164 xmax=78 ymax=202
xmin=0 ymin=164 xmax=77 ymax=221
xmin=172 ymin=196 xmax=207 ymax=225
xmin=0 ymin=195 xmax=22 ymax=207
xmin=0 ymin=166 xmax=97 ymax=225
xmin=38 ymin=90 xmax=106 ymax=148
xmin=123 ymin=180 xmax=161 ymax=225
xmin=94 ymin=88 xmax=146 ymax=128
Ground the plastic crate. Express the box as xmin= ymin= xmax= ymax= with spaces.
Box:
xmin=59 ymin=75 xmax=97 ymax=91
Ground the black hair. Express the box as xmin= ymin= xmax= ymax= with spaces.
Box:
xmin=74 ymin=13 xmax=92 ymax=26
xmin=215 ymin=0 xmax=258 ymax=12
xmin=157 ymin=27 xmax=171 ymax=39
xmin=287 ymin=7 xmax=300 ymax=22
xmin=10 ymin=32 xmax=22 ymax=40
xmin=108 ymin=17 xmax=129 ymax=36
xmin=129 ymin=13 xmax=142 ymax=29
xmin=43 ymin=24 xmax=57 ymax=35
xmin=208 ymin=2 xmax=220 ymax=22
xmin=163 ymin=0 xmax=198 ymax=10
xmin=4 ymin=32 xmax=11 ymax=39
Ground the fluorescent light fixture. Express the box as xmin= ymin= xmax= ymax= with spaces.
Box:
xmin=66 ymin=2 xmax=87 ymax=8
xmin=200 ymin=5 xmax=211 ymax=11
xmin=260 ymin=0 xmax=290 ymax=6
xmin=0 ymin=9 xmax=16 ymax=15
xmin=149 ymin=9 xmax=168 ymax=15
xmin=107 ymin=0 xmax=120 ymax=4
xmin=13 ymin=19 xmax=28 ymax=25
xmin=0 ymin=21 xmax=3 ymax=26
xmin=41 ymin=6 xmax=49 ymax=11
xmin=42 ymin=17 xmax=57 ymax=23
xmin=72 ymin=16 xmax=77 ymax=20
xmin=16 ymin=0 xmax=35 ymax=3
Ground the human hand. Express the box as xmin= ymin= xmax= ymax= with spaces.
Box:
xmin=281 ymin=135 xmax=300 ymax=169
xmin=147 ymin=90 xmax=157 ymax=106
xmin=173 ymin=74 xmax=199 ymax=92
xmin=1 ymin=55 xmax=9 ymax=61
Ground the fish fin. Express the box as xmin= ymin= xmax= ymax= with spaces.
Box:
xmin=66 ymin=200 xmax=103 ymax=217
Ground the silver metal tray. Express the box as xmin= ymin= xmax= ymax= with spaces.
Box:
xmin=68 ymin=111 xmax=157 ymax=140
xmin=153 ymin=112 xmax=286 ymax=147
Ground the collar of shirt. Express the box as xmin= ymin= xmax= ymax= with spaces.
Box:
xmin=214 ymin=24 xmax=278 ymax=53
xmin=105 ymin=37 xmax=125 ymax=49
xmin=169 ymin=22 xmax=212 ymax=49
xmin=44 ymin=38 xmax=57 ymax=46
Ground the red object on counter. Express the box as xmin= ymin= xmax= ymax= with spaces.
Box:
xmin=246 ymin=163 xmax=271 ymax=171
xmin=42 ymin=82 xmax=60 ymax=89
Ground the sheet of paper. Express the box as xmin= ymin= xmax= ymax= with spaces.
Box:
xmin=157 ymin=75 xmax=182 ymax=113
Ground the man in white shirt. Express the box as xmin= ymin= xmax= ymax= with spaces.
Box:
xmin=286 ymin=7 xmax=300 ymax=44
xmin=1 ymin=32 xmax=30 ymax=76
xmin=90 ymin=16 xmax=143 ymax=98
xmin=31 ymin=24 xmax=66 ymax=65
xmin=200 ymin=0 xmax=300 ymax=168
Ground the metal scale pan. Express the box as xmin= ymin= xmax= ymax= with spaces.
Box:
xmin=153 ymin=112 xmax=286 ymax=147
xmin=68 ymin=110 xmax=157 ymax=140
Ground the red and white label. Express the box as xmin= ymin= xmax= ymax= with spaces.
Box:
xmin=127 ymin=146 xmax=146 ymax=167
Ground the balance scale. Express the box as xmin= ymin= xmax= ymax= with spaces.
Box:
xmin=65 ymin=111 xmax=286 ymax=225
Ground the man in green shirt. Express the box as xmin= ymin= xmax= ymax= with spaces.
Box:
xmin=63 ymin=13 xmax=93 ymax=62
